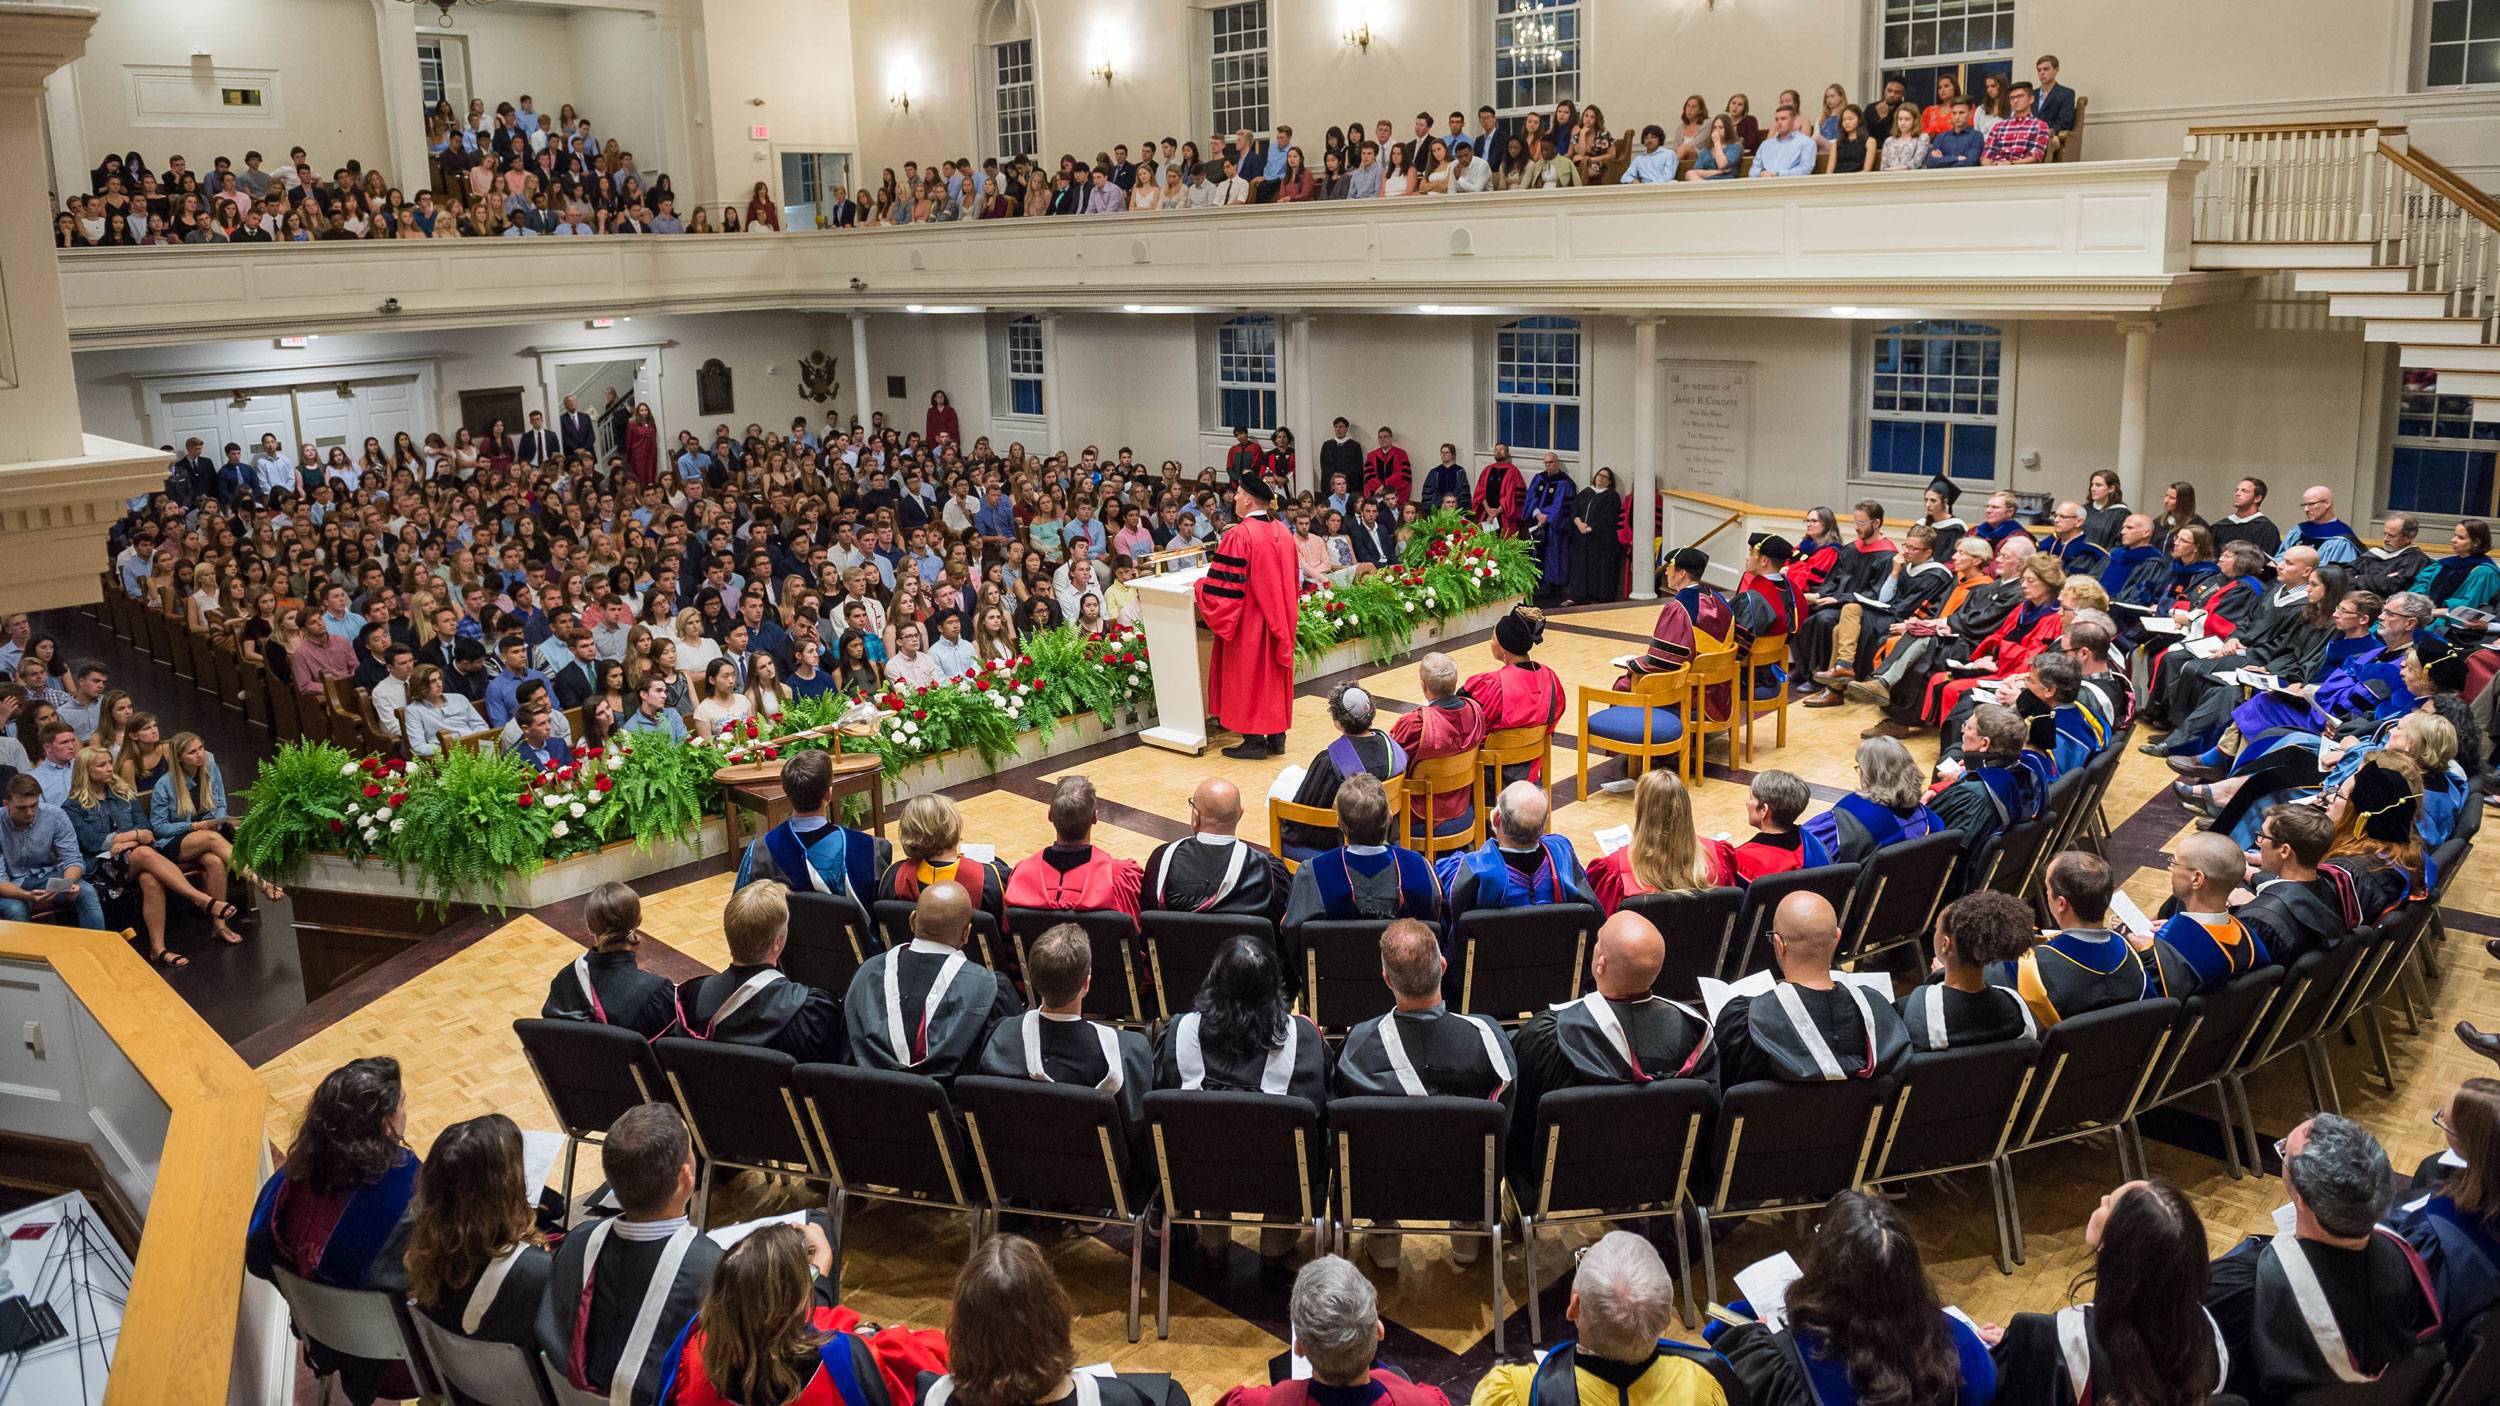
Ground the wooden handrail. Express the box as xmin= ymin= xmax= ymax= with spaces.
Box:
xmin=2183 ymin=120 xmax=2402 ymax=137
xmin=0 ymin=923 xmax=264 ymax=1406
xmin=2385 ymin=142 xmax=2500 ymax=233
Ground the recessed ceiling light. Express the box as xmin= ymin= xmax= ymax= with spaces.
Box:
xmin=906 ymin=304 xmax=925 ymax=312
xmin=1123 ymin=304 xmax=1145 ymax=312
xmin=1830 ymin=305 xmax=1859 ymax=316
xmin=1417 ymin=304 xmax=1441 ymax=313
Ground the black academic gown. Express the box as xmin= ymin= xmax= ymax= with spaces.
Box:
xmin=1141 ymin=834 xmax=1290 ymax=925
xmin=1713 ymin=981 xmax=1911 ymax=1087
xmin=1844 ymin=560 xmax=1956 ymax=668
xmin=1898 ymin=976 xmax=2037 ymax=1052
xmin=1990 ymin=1303 xmax=2229 ymax=1406
xmin=1150 ymin=1010 xmax=1333 ymax=1109
xmin=1335 ymin=1003 xmax=1517 ymax=1101
xmin=1279 ymin=732 xmax=1403 ymax=853
xmin=674 ymin=965 xmax=846 ymax=1063
xmin=1885 ymin=578 xmax=2023 ymax=723
xmin=2206 ymin=1229 xmax=2440 ymax=1404
xmin=544 ymin=949 xmax=680 ymax=1040
xmin=413 ymin=1243 xmax=554 ymax=1362
xmin=840 ymin=940 xmax=1022 ymax=1081
xmin=1509 ymin=992 xmax=1717 ymax=1173
xmin=973 ymin=1010 xmax=1154 ymax=1133
xmin=536 ymin=1221 xmax=720 ymax=1406
xmin=1568 ymin=488 xmax=1625 ymax=603
xmin=2234 ymin=877 xmax=2349 ymax=967
xmin=1792 ymin=541 xmax=1898 ymax=676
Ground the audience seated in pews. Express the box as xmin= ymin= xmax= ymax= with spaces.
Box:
xmin=542 ymin=880 xmax=680 ymax=1038
xmin=843 ymin=880 xmax=1020 ymax=1080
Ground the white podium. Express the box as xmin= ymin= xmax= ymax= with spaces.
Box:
xmin=1134 ymin=565 xmax=1212 ymax=754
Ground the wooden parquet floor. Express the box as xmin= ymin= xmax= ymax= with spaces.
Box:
xmin=249 ymin=605 xmax=2500 ymax=1399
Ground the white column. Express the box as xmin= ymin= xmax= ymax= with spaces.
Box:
xmin=2115 ymin=317 xmax=2156 ymax=496
xmin=849 ymin=313 xmax=875 ymax=430
xmin=1630 ymin=317 xmax=1662 ymax=600
xmin=1283 ymin=314 xmax=1316 ymax=491
xmin=40 ymin=64 xmax=84 ymax=202
xmin=0 ymin=7 xmax=169 ymax=612
xmin=368 ymin=0 xmax=430 ymax=192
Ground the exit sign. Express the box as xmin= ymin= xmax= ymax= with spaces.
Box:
xmin=276 ymin=336 xmax=309 ymax=348
xmin=749 ymin=124 xmax=770 ymax=141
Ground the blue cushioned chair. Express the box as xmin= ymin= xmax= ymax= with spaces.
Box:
xmin=1576 ymin=664 xmax=1690 ymax=798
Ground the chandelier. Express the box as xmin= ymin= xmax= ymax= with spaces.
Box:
xmin=1512 ymin=16 xmax=1566 ymax=70
xmin=403 ymin=0 xmax=494 ymax=28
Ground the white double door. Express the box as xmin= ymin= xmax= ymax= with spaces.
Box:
xmin=155 ymin=376 xmax=424 ymax=461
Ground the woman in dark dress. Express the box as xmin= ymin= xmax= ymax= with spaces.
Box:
xmin=402 ymin=1114 xmax=553 ymax=1368
xmin=1566 ymin=467 xmax=1625 ymax=605
xmin=1985 ymin=1178 xmax=2225 ymax=1406
xmin=542 ymin=881 xmax=679 ymax=1038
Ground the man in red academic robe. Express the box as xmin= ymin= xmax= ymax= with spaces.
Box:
xmin=1390 ymin=652 xmax=1490 ymax=834
xmin=1196 ymin=469 xmax=1301 ymax=759
xmin=1363 ymin=429 xmax=1412 ymax=504
xmin=1224 ymin=426 xmax=1267 ymax=482
xmin=1474 ymin=446 xmax=1526 ymax=534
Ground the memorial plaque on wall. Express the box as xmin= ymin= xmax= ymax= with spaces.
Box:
xmin=697 ymin=359 xmax=734 ymax=416
xmin=1663 ymin=362 xmax=1751 ymax=501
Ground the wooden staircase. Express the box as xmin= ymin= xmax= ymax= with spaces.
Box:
xmin=2186 ymin=122 xmax=2500 ymax=418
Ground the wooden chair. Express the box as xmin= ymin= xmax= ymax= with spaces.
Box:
xmin=1478 ymin=723 xmax=1551 ymax=798
xmin=1397 ymin=749 xmax=1483 ymax=863
xmin=1681 ymin=648 xmax=1743 ymax=783
xmin=325 ymin=679 xmax=370 ymax=752
xmin=1268 ymin=775 xmax=1408 ymax=871
xmin=1739 ymin=633 xmax=1791 ymax=763
xmin=2056 ymin=96 xmax=2088 ymax=162
xmin=447 ymin=727 xmax=500 ymax=756
xmin=1573 ymin=664 xmax=1689 ymax=800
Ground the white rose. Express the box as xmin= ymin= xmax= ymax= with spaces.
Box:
xmin=585 ymin=791 xmax=604 ymax=807
xmin=391 ymin=818 xmax=405 ymax=833
xmin=570 ymin=802 xmax=586 ymax=818
xmin=551 ymin=820 xmax=569 ymax=838
xmin=542 ymin=793 xmax=562 ymax=809
xmin=341 ymin=762 xmax=360 ymax=776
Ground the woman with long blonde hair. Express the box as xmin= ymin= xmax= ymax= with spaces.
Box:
xmin=1587 ymin=768 xmax=1720 ymax=913
xmin=152 ymin=731 xmax=271 ymax=922
xmin=65 ymin=744 xmax=236 ymax=962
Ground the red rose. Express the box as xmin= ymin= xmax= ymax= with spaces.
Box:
xmin=744 ymin=720 xmax=759 ymax=737
xmin=772 ymin=712 xmax=785 ymax=723
xmin=388 ymin=793 xmax=407 ymax=807
xmin=516 ymin=793 xmax=535 ymax=808
xmin=763 ymin=747 xmax=780 ymax=759
xmin=362 ymin=783 xmax=382 ymax=799
xmin=594 ymin=776 xmax=614 ymax=793
xmin=974 ymin=677 xmax=990 ymax=691
xmin=912 ymin=708 xmax=927 ymax=720
xmin=328 ymin=819 xmax=345 ymax=833
xmin=558 ymin=765 xmax=576 ymax=781
xmin=360 ymin=758 xmax=379 ymax=772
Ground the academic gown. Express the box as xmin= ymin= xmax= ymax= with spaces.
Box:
xmin=1389 ymin=695 xmax=1488 ymax=830
xmin=1989 ymin=1303 xmax=2232 ymax=1406
xmin=1335 ymin=1003 xmax=1517 ymax=1101
xmin=1282 ymin=844 xmax=1441 ymax=928
xmin=1714 ymin=1312 xmax=1996 ymax=1406
xmin=675 ymin=964 xmax=848 ymax=1063
xmin=1674 ymin=585 xmax=1747 ymax=721
xmin=841 ymin=939 xmax=1022 ymax=1080
xmin=1005 ymin=844 xmax=1145 ymax=918
xmin=1436 ymin=836 xmax=1597 ymax=941
xmin=1924 ymin=601 xmax=2062 ymax=724
xmin=1882 ymin=579 xmax=2023 ymax=723
xmin=1700 ymin=829 xmax=1832 ymax=886
xmin=974 ymin=1009 xmax=1153 ymax=1134
xmin=2206 ymin=1227 xmax=2441 ymax=1404
xmin=1568 ymin=488 xmax=1624 ymax=603
xmin=543 ymin=948 xmax=680 ymax=1040
xmin=1152 ymin=1010 xmax=1332 ymax=1109
xmin=877 ymin=854 xmax=1013 ymax=933
xmin=1509 ymin=992 xmax=1717 ymax=1173
xmin=2355 ymin=544 xmax=2433 ymax=600
xmin=1142 ymin=833 xmax=1293 ymax=924
xmin=2212 ymin=513 xmax=2283 ymax=558
xmin=1713 ymin=982 xmax=1911 ymax=1087
xmin=1196 ymin=512 xmax=1300 ymax=737
xmin=1990 ymin=929 xmax=2194 ymax=1029
xmin=2234 ymin=877 xmax=2349 ymax=967
xmin=246 ymin=1155 xmax=422 ymax=1406
xmin=2388 ymin=1190 xmax=2500 ymax=1350
xmin=1279 ymin=732 xmax=1409 ymax=855
xmin=1799 ymin=794 xmax=1940 ymax=867
xmin=2082 ymin=503 xmax=2131 ymax=549
xmin=1791 ymin=540 xmax=1897 ymax=676
xmin=737 ymin=817 xmax=891 ymax=909
xmin=1474 ymin=461 xmax=1527 ymax=534
xmin=1932 ymin=757 xmax=2046 ymax=848
xmin=1460 ymin=661 xmax=1565 ymax=785
xmin=1898 ymin=975 xmax=2036 ymax=1052
xmin=1527 ymin=469 xmax=1578 ymax=593
xmin=2149 ymin=911 xmax=2268 ymax=994
xmin=536 ymin=1218 xmax=722 ymax=1406
xmin=412 ymin=1242 xmax=554 ymax=1362
xmin=1838 ymin=559 xmax=1956 ymax=672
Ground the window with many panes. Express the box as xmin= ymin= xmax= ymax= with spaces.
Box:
xmin=1216 ymin=315 xmax=1279 ymax=431
xmin=1209 ymin=2 xmax=1271 ymax=137
xmin=1864 ymin=321 xmax=2003 ymax=483
xmin=2425 ymin=0 xmax=2500 ymax=87
xmin=993 ymin=38 xmax=1037 ymax=162
xmin=2388 ymin=369 xmax=2500 ymax=516
xmin=1492 ymin=0 xmax=1580 ymax=120
xmin=1878 ymin=0 xmax=2016 ymax=113
xmin=1006 ymin=317 xmax=1045 ymax=418
xmin=1494 ymin=317 xmax=1583 ymax=455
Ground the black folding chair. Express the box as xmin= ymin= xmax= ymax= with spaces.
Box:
xmin=1695 ymin=1077 xmax=1893 ymax=1303
xmin=954 ymin=1074 xmax=1154 ymax=1341
xmin=1729 ymin=865 xmax=1857 ymax=977
xmin=2428 ymin=1303 xmax=2500 ymax=1406
xmin=651 ymin=1037 xmax=821 ymax=1227
xmin=512 ymin=1018 xmax=666 ymax=1226
xmin=1287 ymin=918 xmax=1394 ymax=1035
xmin=2039 ymin=766 xmax=2093 ymax=857
xmin=2227 ymin=933 xmax=2377 ymax=1145
xmin=790 ymin=1062 xmax=982 ymax=1296
xmin=871 ymin=899 xmax=1003 ymax=972
xmin=1619 ymin=888 xmax=1743 ymax=997
xmin=2002 ymin=998 xmax=2181 ymax=1263
xmin=1143 ymin=1090 xmax=1325 ymax=1338
xmin=2281 ymin=1351 xmax=2447 ymax=1405
xmin=1007 ymin=906 xmax=1145 ymax=1026
xmin=1329 ymin=1096 xmax=1513 ymax=1355
xmin=1866 ymin=1041 xmax=2040 ymax=1274
xmin=1449 ymin=904 xmax=1600 ymax=1022
xmin=2141 ymin=965 xmax=2285 ymax=1179
xmin=1138 ymin=911 xmax=1277 ymax=1021
xmin=784 ymin=890 xmax=881 ymax=995
xmin=1838 ymin=832 xmax=1964 ymax=968
xmin=1512 ymin=1080 xmax=1715 ymax=1338
xmin=1969 ymin=814 xmax=2058 ymax=903
xmin=2349 ymin=903 xmax=2436 ymax=1091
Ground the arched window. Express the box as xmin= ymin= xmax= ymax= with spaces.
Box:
xmin=1493 ymin=316 xmax=1582 ymax=454
xmin=1864 ymin=319 xmax=2003 ymax=482
xmin=1215 ymin=315 xmax=1279 ymax=430
xmin=980 ymin=0 xmax=1038 ymax=164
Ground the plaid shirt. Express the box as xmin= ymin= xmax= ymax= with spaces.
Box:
xmin=1981 ymin=115 xmax=2053 ymax=164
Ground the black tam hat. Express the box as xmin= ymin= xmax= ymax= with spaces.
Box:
xmin=1231 ymin=468 xmax=1277 ymax=504
xmin=1670 ymin=547 xmax=1711 ymax=579
xmin=1495 ymin=606 xmax=1545 ymax=655
xmin=2415 ymin=633 xmax=2469 ymax=694
xmin=2348 ymin=759 xmax=2421 ymax=843
xmin=1754 ymin=534 xmax=1795 ymax=566
xmin=1926 ymin=475 xmax=1962 ymax=508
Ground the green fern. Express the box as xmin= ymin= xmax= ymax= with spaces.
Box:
xmin=232 ymin=741 xmax=363 ymax=884
xmin=389 ymin=746 xmax=549 ymax=906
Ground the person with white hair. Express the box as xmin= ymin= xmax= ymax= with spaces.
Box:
xmin=1470 ymin=1231 xmax=1733 ymax=1406
xmin=1435 ymin=780 xmax=1596 ymax=936
xmin=1215 ymin=1256 xmax=1454 ymax=1406
xmin=1278 ymin=685 xmax=1411 ymax=857
xmin=2205 ymin=1113 xmax=2440 ymax=1402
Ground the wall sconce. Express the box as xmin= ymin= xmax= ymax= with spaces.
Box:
xmin=1090 ymin=60 xmax=1115 ymax=85
xmin=1342 ymin=21 xmax=1372 ymax=52
xmin=889 ymin=90 xmax=913 ymax=114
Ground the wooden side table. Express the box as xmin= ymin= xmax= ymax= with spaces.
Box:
xmin=718 ymin=751 xmax=887 ymax=858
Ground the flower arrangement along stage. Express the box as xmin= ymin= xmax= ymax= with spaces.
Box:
xmin=1295 ymin=511 xmax=1541 ymax=665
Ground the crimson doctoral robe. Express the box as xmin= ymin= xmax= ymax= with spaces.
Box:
xmin=1196 ymin=512 xmax=1299 ymax=735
